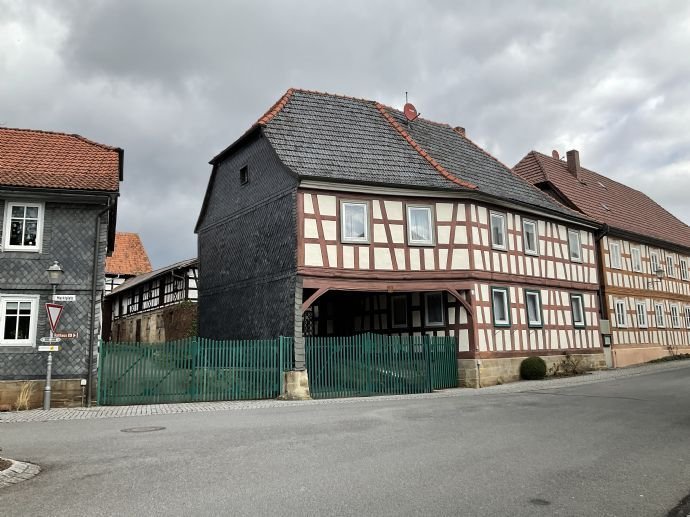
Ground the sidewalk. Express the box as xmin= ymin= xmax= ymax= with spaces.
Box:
xmin=2 ymin=360 xmax=688 ymax=424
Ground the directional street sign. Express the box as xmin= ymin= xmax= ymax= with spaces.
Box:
xmin=40 ymin=337 xmax=62 ymax=343
xmin=55 ymin=331 xmax=78 ymax=339
xmin=45 ymin=303 xmax=64 ymax=333
xmin=53 ymin=294 xmax=76 ymax=302
xmin=38 ymin=345 xmax=61 ymax=352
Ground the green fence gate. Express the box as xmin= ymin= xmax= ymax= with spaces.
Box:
xmin=97 ymin=337 xmax=293 ymax=406
xmin=305 ymin=334 xmax=458 ymax=399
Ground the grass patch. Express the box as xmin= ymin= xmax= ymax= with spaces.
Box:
xmin=649 ymin=353 xmax=690 ymax=363
xmin=0 ymin=458 xmax=12 ymax=471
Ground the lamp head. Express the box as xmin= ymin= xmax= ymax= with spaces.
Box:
xmin=655 ymin=268 xmax=666 ymax=280
xmin=47 ymin=261 xmax=64 ymax=286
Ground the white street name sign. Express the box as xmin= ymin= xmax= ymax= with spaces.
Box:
xmin=38 ymin=345 xmax=61 ymax=352
xmin=53 ymin=294 xmax=76 ymax=302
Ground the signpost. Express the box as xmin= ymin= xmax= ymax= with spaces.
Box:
xmin=42 ymin=303 xmax=64 ymax=411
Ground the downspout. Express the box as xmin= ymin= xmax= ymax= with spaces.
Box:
xmin=594 ymin=224 xmax=611 ymax=320
xmin=87 ymin=200 xmax=112 ymax=406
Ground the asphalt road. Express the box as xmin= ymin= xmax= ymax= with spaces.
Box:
xmin=2 ymin=365 xmax=689 ymax=516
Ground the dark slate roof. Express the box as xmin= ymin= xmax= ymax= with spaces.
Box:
xmin=213 ymin=89 xmax=591 ymax=221
xmin=107 ymin=258 xmax=198 ymax=297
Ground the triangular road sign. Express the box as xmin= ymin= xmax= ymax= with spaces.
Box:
xmin=45 ymin=303 xmax=64 ymax=333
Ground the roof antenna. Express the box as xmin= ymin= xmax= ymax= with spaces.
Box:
xmin=403 ymin=91 xmax=420 ymax=125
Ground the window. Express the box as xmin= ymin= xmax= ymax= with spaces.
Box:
xmin=650 ymin=251 xmax=660 ymax=275
xmin=636 ymin=301 xmax=648 ymax=328
xmin=666 ymin=256 xmax=675 ymax=278
xmin=681 ymin=259 xmax=689 ymax=281
xmin=391 ymin=295 xmax=408 ymax=328
xmin=614 ymin=299 xmax=627 ymax=328
xmin=0 ymin=296 xmax=38 ymax=346
xmin=240 ymin=166 xmax=249 ymax=185
xmin=568 ymin=229 xmax=582 ymax=262
xmin=671 ymin=305 xmax=681 ymax=328
xmin=424 ymin=292 xmax=445 ymax=327
xmin=609 ymin=241 xmax=622 ymax=269
xmin=631 ymin=247 xmax=642 ymax=273
xmin=522 ymin=219 xmax=539 ymax=255
xmin=406 ymin=205 xmax=434 ymax=245
xmin=685 ymin=306 xmax=690 ymax=329
xmin=571 ymin=294 xmax=586 ymax=328
xmin=655 ymin=303 xmax=665 ymax=328
xmin=3 ymin=202 xmax=44 ymax=252
xmin=524 ymin=290 xmax=543 ymax=327
xmin=340 ymin=201 xmax=369 ymax=243
xmin=491 ymin=287 xmax=511 ymax=327
xmin=490 ymin=212 xmax=507 ymax=250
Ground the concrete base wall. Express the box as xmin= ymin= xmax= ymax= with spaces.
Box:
xmin=0 ymin=379 xmax=86 ymax=410
xmin=458 ymin=353 xmax=608 ymax=388
xmin=613 ymin=346 xmax=675 ymax=367
xmin=279 ymin=370 xmax=311 ymax=400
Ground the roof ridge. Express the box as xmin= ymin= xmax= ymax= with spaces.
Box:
xmin=374 ymin=103 xmax=477 ymax=191
xmin=257 ymin=88 xmax=295 ymax=126
xmin=0 ymin=126 xmax=120 ymax=152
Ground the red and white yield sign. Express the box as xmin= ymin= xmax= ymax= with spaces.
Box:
xmin=45 ymin=303 xmax=64 ymax=333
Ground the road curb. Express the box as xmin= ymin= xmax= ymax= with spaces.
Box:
xmin=0 ymin=458 xmax=40 ymax=489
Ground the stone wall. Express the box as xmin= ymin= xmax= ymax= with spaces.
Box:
xmin=0 ymin=379 xmax=86 ymax=409
xmin=458 ymin=352 xmax=608 ymax=388
xmin=110 ymin=302 xmax=197 ymax=343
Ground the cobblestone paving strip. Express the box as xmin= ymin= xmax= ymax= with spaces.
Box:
xmin=1 ymin=360 xmax=688 ymax=424
xmin=0 ymin=459 xmax=41 ymax=489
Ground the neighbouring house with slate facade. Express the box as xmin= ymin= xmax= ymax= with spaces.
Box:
xmin=104 ymin=232 xmax=152 ymax=294
xmin=102 ymin=258 xmax=198 ymax=343
xmin=514 ymin=149 xmax=690 ymax=367
xmin=196 ymin=89 xmax=607 ymax=387
xmin=0 ymin=127 xmax=122 ymax=408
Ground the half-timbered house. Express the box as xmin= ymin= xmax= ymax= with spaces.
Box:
xmin=515 ymin=149 xmax=690 ymax=367
xmin=196 ymin=89 xmax=607 ymax=387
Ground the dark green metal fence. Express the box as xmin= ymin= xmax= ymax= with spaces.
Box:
xmin=305 ymin=334 xmax=457 ymax=399
xmin=97 ymin=337 xmax=293 ymax=406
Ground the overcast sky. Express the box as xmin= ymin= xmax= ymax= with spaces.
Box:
xmin=2 ymin=1 xmax=689 ymax=267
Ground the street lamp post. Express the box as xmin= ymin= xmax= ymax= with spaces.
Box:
xmin=44 ymin=261 xmax=64 ymax=410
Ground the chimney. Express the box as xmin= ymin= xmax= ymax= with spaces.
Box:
xmin=454 ymin=126 xmax=466 ymax=136
xmin=566 ymin=149 xmax=581 ymax=178
xmin=551 ymin=150 xmax=559 ymax=160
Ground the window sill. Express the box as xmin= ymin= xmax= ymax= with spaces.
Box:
xmin=408 ymin=242 xmax=435 ymax=247
xmin=524 ymin=251 xmax=539 ymax=257
xmin=341 ymin=239 xmax=370 ymax=245
xmin=491 ymin=246 xmax=508 ymax=252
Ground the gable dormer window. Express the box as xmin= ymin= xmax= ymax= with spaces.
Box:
xmin=240 ymin=166 xmax=249 ymax=185
xmin=3 ymin=202 xmax=44 ymax=252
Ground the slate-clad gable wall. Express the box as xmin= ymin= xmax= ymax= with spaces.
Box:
xmin=197 ymin=134 xmax=298 ymax=339
xmin=0 ymin=199 xmax=109 ymax=380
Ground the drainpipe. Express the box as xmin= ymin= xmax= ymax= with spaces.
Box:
xmin=87 ymin=200 xmax=112 ymax=406
xmin=594 ymin=224 xmax=610 ymax=319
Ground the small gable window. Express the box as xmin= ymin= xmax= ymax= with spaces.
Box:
xmin=240 ymin=166 xmax=249 ymax=185
xmin=3 ymin=202 xmax=44 ymax=252
xmin=490 ymin=212 xmax=507 ymax=251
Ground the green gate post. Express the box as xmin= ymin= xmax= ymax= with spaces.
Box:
xmin=424 ymin=335 xmax=432 ymax=393
xmin=96 ymin=339 xmax=104 ymax=406
xmin=279 ymin=336 xmax=285 ymax=396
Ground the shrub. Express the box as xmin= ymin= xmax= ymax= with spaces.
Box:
xmin=520 ymin=356 xmax=547 ymax=380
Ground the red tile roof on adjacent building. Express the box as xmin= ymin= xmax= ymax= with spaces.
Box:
xmin=514 ymin=151 xmax=690 ymax=250
xmin=105 ymin=232 xmax=152 ymax=276
xmin=0 ymin=127 xmax=122 ymax=192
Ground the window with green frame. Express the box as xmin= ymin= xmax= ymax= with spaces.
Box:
xmin=491 ymin=287 xmax=511 ymax=327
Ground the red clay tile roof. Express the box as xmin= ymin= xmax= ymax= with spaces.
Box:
xmin=105 ymin=232 xmax=152 ymax=276
xmin=514 ymin=151 xmax=690 ymax=250
xmin=0 ymin=127 xmax=121 ymax=192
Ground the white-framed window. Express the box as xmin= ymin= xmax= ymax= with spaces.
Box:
xmin=0 ymin=295 xmax=39 ymax=346
xmin=406 ymin=205 xmax=434 ymax=246
xmin=650 ymin=251 xmax=660 ymax=276
xmin=424 ymin=292 xmax=445 ymax=327
xmin=522 ymin=219 xmax=539 ymax=255
xmin=655 ymin=303 xmax=665 ymax=328
xmin=491 ymin=287 xmax=511 ymax=327
xmin=524 ymin=290 xmax=542 ymax=327
xmin=636 ymin=301 xmax=648 ymax=328
xmin=568 ymin=229 xmax=582 ymax=262
xmin=571 ymin=294 xmax=586 ymax=328
xmin=340 ymin=201 xmax=369 ymax=243
xmin=681 ymin=259 xmax=689 ymax=281
xmin=671 ymin=304 xmax=681 ymax=328
xmin=2 ymin=202 xmax=44 ymax=252
xmin=666 ymin=256 xmax=675 ymax=278
xmin=391 ymin=295 xmax=408 ymax=328
xmin=631 ymin=247 xmax=642 ymax=273
xmin=614 ymin=299 xmax=627 ymax=328
xmin=490 ymin=212 xmax=507 ymax=250
xmin=685 ymin=306 xmax=690 ymax=329
xmin=609 ymin=241 xmax=622 ymax=269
